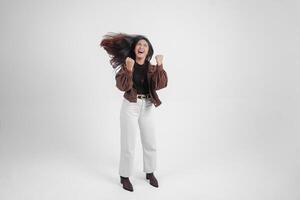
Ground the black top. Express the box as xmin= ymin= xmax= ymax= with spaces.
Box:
xmin=132 ymin=62 xmax=149 ymax=94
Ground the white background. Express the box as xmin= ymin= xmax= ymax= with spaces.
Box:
xmin=0 ymin=0 xmax=300 ymax=199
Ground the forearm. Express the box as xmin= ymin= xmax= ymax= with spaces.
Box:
xmin=151 ymin=64 xmax=168 ymax=90
xmin=115 ymin=66 xmax=134 ymax=91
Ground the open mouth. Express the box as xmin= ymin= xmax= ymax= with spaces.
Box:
xmin=138 ymin=49 xmax=144 ymax=54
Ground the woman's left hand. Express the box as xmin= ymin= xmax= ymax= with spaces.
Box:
xmin=155 ymin=55 xmax=163 ymax=66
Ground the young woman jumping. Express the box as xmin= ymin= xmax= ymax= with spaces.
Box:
xmin=100 ymin=32 xmax=168 ymax=192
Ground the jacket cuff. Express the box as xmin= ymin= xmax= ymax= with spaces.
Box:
xmin=124 ymin=66 xmax=133 ymax=77
xmin=156 ymin=64 xmax=164 ymax=71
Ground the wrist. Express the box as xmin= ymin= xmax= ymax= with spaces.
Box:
xmin=156 ymin=63 xmax=163 ymax=71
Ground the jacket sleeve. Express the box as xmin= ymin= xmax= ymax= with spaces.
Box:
xmin=151 ymin=64 xmax=168 ymax=90
xmin=115 ymin=64 xmax=134 ymax=91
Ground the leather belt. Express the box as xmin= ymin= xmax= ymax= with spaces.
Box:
xmin=137 ymin=94 xmax=150 ymax=99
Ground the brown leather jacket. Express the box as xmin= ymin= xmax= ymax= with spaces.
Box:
xmin=115 ymin=63 xmax=168 ymax=107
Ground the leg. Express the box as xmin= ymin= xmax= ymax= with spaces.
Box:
xmin=119 ymin=98 xmax=140 ymax=177
xmin=138 ymin=99 xmax=157 ymax=173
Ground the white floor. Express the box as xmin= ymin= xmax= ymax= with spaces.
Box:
xmin=1 ymin=151 xmax=299 ymax=200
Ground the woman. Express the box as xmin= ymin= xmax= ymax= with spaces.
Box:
xmin=100 ymin=32 xmax=168 ymax=192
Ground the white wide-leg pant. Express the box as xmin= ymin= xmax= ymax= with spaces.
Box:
xmin=119 ymin=97 xmax=157 ymax=177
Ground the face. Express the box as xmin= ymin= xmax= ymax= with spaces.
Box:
xmin=134 ymin=39 xmax=149 ymax=60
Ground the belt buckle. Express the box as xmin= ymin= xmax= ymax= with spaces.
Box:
xmin=137 ymin=94 xmax=148 ymax=99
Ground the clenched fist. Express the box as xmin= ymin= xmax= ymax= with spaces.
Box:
xmin=155 ymin=55 xmax=163 ymax=66
xmin=125 ymin=57 xmax=135 ymax=72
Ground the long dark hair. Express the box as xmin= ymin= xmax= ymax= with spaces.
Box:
xmin=100 ymin=32 xmax=154 ymax=71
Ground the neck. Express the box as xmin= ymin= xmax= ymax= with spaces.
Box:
xmin=135 ymin=58 xmax=146 ymax=65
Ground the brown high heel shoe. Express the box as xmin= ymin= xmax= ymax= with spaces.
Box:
xmin=146 ymin=172 xmax=159 ymax=188
xmin=120 ymin=176 xmax=134 ymax=192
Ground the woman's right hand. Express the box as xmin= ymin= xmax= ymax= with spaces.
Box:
xmin=125 ymin=57 xmax=135 ymax=72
